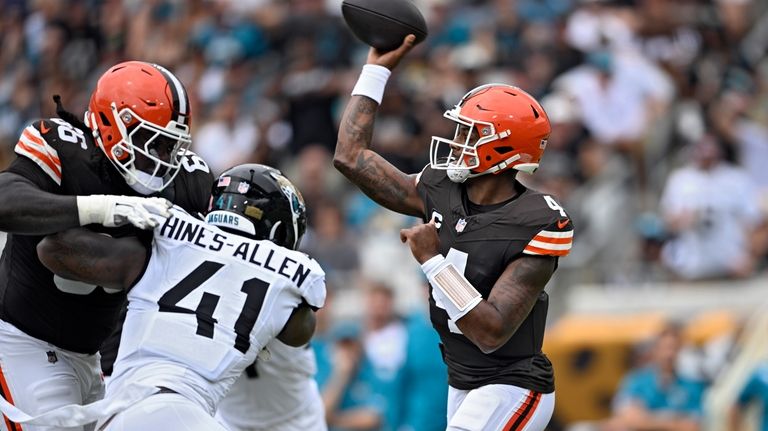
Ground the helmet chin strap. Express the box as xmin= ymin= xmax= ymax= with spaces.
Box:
xmin=269 ymin=221 xmax=282 ymax=243
xmin=447 ymin=154 xmax=522 ymax=183
xmin=127 ymin=168 xmax=166 ymax=195
xmin=447 ymin=167 xmax=470 ymax=183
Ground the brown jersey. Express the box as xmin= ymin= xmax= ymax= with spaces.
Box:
xmin=0 ymin=118 xmax=213 ymax=354
xmin=415 ymin=166 xmax=573 ymax=393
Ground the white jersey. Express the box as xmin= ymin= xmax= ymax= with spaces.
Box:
xmin=660 ymin=163 xmax=762 ymax=279
xmin=107 ymin=206 xmax=326 ymax=415
xmin=216 ymin=339 xmax=326 ymax=430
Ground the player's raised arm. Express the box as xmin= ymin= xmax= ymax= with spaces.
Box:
xmin=37 ymin=227 xmax=148 ymax=291
xmin=333 ymin=36 xmax=424 ymax=218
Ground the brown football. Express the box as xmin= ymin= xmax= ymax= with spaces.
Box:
xmin=341 ymin=0 xmax=428 ymax=52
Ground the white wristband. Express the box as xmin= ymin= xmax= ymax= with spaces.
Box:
xmin=421 ymin=255 xmax=482 ymax=322
xmin=421 ymin=254 xmax=446 ymax=275
xmin=351 ymin=64 xmax=391 ymax=105
xmin=76 ymin=195 xmax=106 ymax=226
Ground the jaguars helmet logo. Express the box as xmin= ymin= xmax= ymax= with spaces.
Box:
xmin=270 ymin=172 xmax=306 ymax=222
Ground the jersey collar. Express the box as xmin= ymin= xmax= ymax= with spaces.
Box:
xmin=448 ymin=179 xmax=528 ymax=234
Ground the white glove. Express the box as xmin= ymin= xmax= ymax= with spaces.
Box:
xmin=76 ymin=195 xmax=172 ymax=229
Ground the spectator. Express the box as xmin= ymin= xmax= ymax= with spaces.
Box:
xmin=317 ymin=320 xmax=382 ymax=431
xmin=730 ymin=361 xmax=768 ymax=431
xmin=0 ymin=0 xmax=768 ymax=292
xmin=193 ymin=93 xmax=261 ymax=175
xmin=711 ymin=64 xmax=768 ymax=209
xmin=301 ymin=199 xmax=361 ymax=277
xmin=399 ymin=288 xmax=448 ymax=431
xmin=316 ymin=282 xmax=407 ymax=431
xmin=602 ymin=325 xmax=707 ymax=431
xmin=553 ymin=49 xmax=674 ymax=152
xmin=357 ymin=281 xmax=407 ymax=431
xmin=659 ymin=134 xmax=765 ymax=280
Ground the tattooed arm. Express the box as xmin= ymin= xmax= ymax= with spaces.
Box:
xmin=455 ymin=256 xmax=556 ymax=354
xmin=334 ymin=95 xmax=424 ymax=217
xmin=399 ymin=221 xmax=557 ymax=354
xmin=333 ymin=35 xmax=424 ymax=218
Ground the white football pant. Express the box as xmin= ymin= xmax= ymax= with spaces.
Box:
xmin=96 ymin=393 xmax=226 ymax=431
xmin=0 ymin=319 xmax=104 ymax=431
xmin=447 ymin=384 xmax=554 ymax=431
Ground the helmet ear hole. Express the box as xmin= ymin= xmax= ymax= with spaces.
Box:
xmin=99 ymin=112 xmax=112 ymax=127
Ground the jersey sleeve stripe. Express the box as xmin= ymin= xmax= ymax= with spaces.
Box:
xmin=536 ymin=230 xmax=573 ymax=239
xmin=531 ymin=235 xmax=572 ymax=245
xmin=22 ymin=129 xmax=60 ymax=158
xmin=18 ymin=135 xmax=59 ymax=165
xmin=527 ymin=239 xmax=572 ymax=251
xmin=16 ymin=138 xmax=62 ymax=173
xmin=15 ymin=141 xmax=62 ymax=185
xmin=23 ymin=126 xmax=45 ymax=142
xmin=16 ymin=126 xmax=63 ymax=184
xmin=523 ymin=245 xmax=570 ymax=256
xmin=18 ymin=131 xmax=62 ymax=168
xmin=20 ymin=130 xmax=62 ymax=167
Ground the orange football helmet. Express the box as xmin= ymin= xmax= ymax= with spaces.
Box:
xmin=84 ymin=61 xmax=192 ymax=193
xmin=430 ymin=84 xmax=551 ymax=183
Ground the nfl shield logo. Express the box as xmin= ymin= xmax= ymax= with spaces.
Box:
xmin=455 ymin=218 xmax=467 ymax=233
xmin=237 ymin=181 xmax=250 ymax=194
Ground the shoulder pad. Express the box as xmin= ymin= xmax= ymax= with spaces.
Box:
xmin=515 ymin=191 xmax=570 ymax=225
xmin=520 ymin=195 xmax=573 ymax=257
xmin=14 ymin=120 xmax=65 ymax=185
xmin=293 ymin=253 xmax=326 ymax=309
xmin=178 ymin=150 xmax=212 ymax=176
xmin=415 ymin=165 xmax=449 ymax=187
xmin=414 ymin=164 xmax=430 ymax=186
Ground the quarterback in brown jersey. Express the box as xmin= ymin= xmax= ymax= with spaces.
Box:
xmin=334 ymin=35 xmax=573 ymax=431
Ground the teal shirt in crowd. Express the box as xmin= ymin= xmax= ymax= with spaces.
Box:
xmin=399 ymin=311 xmax=448 ymax=431
xmin=312 ymin=313 xmax=449 ymax=431
xmin=614 ymin=366 xmax=707 ymax=417
xmin=737 ymin=363 xmax=768 ymax=431
xmin=312 ymin=325 xmax=405 ymax=431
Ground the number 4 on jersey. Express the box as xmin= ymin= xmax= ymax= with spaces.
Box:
xmin=544 ymin=195 xmax=567 ymax=217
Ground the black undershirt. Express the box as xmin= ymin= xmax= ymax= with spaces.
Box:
xmin=462 ymin=181 xmax=523 ymax=215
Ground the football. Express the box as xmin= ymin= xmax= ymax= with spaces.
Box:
xmin=341 ymin=0 xmax=428 ymax=52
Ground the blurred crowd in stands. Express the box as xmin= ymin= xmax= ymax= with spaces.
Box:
xmin=2 ymin=0 xmax=768 ymax=429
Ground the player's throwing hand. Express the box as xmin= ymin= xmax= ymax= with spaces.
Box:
xmin=400 ymin=219 xmax=440 ymax=264
xmin=367 ymin=34 xmax=416 ymax=71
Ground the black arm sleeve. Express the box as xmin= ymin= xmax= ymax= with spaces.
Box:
xmin=0 ymin=159 xmax=80 ymax=235
xmin=5 ymin=155 xmax=60 ymax=192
